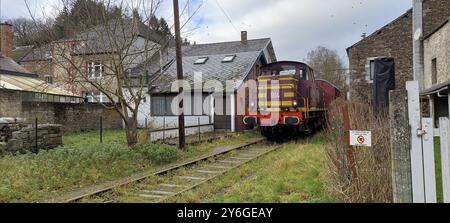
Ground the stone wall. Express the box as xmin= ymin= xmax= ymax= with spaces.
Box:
xmin=0 ymin=89 xmax=123 ymax=133
xmin=424 ymin=21 xmax=450 ymax=90
xmin=21 ymin=102 xmax=123 ymax=133
xmin=347 ymin=0 xmax=450 ymax=103
xmin=0 ymin=90 xmax=22 ymax=117
xmin=1 ymin=124 xmax=62 ymax=154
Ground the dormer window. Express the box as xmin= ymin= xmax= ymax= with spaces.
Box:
xmin=194 ymin=57 xmax=208 ymax=64
xmin=222 ymin=55 xmax=236 ymax=63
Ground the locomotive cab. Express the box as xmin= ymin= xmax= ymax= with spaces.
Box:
xmin=243 ymin=61 xmax=338 ymax=140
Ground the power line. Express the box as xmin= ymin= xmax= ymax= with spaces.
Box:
xmin=214 ymin=0 xmax=239 ymax=33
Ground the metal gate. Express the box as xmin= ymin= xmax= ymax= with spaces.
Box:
xmin=407 ymin=81 xmax=450 ymax=203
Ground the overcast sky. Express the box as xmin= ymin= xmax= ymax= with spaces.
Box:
xmin=1 ymin=0 xmax=412 ymax=65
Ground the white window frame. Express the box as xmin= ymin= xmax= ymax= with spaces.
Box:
xmin=194 ymin=57 xmax=208 ymax=64
xmin=86 ymin=91 xmax=109 ymax=103
xmin=88 ymin=62 xmax=104 ymax=80
xmin=365 ymin=57 xmax=386 ymax=83
xmin=45 ymin=75 xmax=53 ymax=84
xmin=222 ymin=55 xmax=236 ymax=63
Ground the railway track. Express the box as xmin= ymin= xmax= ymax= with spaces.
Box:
xmin=94 ymin=142 xmax=281 ymax=203
xmin=43 ymin=137 xmax=284 ymax=203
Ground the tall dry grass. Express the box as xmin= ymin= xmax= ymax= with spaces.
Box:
xmin=324 ymin=98 xmax=392 ymax=202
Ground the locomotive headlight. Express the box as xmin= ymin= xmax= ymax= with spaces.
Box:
xmin=293 ymin=100 xmax=298 ymax=107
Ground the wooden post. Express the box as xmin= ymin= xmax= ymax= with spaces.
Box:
xmin=341 ymin=104 xmax=358 ymax=187
xmin=439 ymin=117 xmax=450 ymax=203
xmin=100 ymin=116 xmax=103 ymax=144
xmin=389 ymin=89 xmax=413 ymax=203
xmin=198 ymin=117 xmax=201 ymax=143
xmin=35 ymin=117 xmax=38 ymax=153
xmin=421 ymin=118 xmax=436 ymax=203
xmin=173 ymin=0 xmax=186 ymax=149
xmin=163 ymin=117 xmax=166 ymax=144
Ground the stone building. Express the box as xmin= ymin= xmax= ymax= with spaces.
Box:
xmin=422 ymin=17 xmax=450 ymax=126
xmin=346 ymin=0 xmax=450 ymax=103
xmin=18 ymin=19 xmax=169 ymax=101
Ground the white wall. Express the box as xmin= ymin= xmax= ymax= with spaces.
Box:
xmin=124 ymin=88 xmax=214 ymax=141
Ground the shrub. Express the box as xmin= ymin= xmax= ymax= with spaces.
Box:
xmin=324 ymin=98 xmax=392 ymax=203
xmin=137 ymin=143 xmax=180 ymax=165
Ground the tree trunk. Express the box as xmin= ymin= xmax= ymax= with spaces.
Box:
xmin=125 ymin=118 xmax=138 ymax=147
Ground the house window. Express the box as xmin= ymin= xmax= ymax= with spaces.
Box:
xmin=194 ymin=57 xmax=208 ymax=65
xmin=222 ymin=55 xmax=236 ymax=63
xmin=151 ymin=94 xmax=210 ymax=116
xmin=432 ymin=58 xmax=437 ymax=85
xmin=369 ymin=60 xmax=375 ymax=81
xmin=45 ymin=76 xmax=53 ymax=84
xmin=86 ymin=91 xmax=109 ymax=103
xmin=88 ymin=62 xmax=104 ymax=79
xmin=151 ymin=95 xmax=176 ymax=116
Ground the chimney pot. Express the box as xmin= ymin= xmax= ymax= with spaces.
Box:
xmin=0 ymin=22 xmax=13 ymax=58
xmin=241 ymin=31 xmax=247 ymax=43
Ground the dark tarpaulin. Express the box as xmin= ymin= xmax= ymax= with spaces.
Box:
xmin=373 ymin=57 xmax=395 ymax=113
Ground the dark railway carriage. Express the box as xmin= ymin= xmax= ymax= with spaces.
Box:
xmin=243 ymin=61 xmax=340 ymax=139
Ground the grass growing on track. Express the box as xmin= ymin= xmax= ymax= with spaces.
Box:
xmin=0 ymin=129 xmax=258 ymax=203
xmin=167 ymin=134 xmax=334 ymax=203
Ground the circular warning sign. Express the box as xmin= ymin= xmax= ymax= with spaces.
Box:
xmin=357 ymin=135 xmax=365 ymax=144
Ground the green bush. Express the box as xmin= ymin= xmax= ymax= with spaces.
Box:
xmin=137 ymin=143 xmax=180 ymax=165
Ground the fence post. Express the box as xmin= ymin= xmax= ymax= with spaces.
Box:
xmin=341 ymin=104 xmax=358 ymax=189
xmin=389 ymin=89 xmax=413 ymax=203
xmin=439 ymin=117 xmax=450 ymax=203
xmin=213 ymin=123 xmax=216 ymax=140
xmin=162 ymin=117 xmax=165 ymax=144
xmin=198 ymin=117 xmax=201 ymax=143
xmin=100 ymin=116 xmax=103 ymax=144
xmin=35 ymin=117 xmax=38 ymax=153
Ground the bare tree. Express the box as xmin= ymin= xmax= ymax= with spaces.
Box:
xmin=9 ymin=17 xmax=55 ymax=46
xmin=307 ymin=46 xmax=348 ymax=91
xmin=24 ymin=0 xmax=169 ymax=147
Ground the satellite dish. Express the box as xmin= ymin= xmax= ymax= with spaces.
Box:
xmin=414 ymin=28 xmax=422 ymax=41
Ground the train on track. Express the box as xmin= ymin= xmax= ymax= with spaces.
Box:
xmin=243 ymin=61 xmax=340 ymax=140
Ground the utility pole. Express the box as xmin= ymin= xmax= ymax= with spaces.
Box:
xmin=173 ymin=0 xmax=186 ymax=149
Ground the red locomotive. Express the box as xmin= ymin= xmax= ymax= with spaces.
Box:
xmin=243 ymin=61 xmax=340 ymax=140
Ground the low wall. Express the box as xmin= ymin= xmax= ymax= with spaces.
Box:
xmin=147 ymin=116 xmax=213 ymax=141
xmin=0 ymin=89 xmax=123 ymax=134
xmin=21 ymin=102 xmax=123 ymax=133
xmin=3 ymin=124 xmax=62 ymax=154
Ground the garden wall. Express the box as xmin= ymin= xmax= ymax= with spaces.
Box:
xmin=0 ymin=89 xmax=122 ymax=133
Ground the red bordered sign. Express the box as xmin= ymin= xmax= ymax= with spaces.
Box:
xmin=349 ymin=130 xmax=372 ymax=147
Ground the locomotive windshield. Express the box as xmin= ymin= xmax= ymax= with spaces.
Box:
xmin=262 ymin=65 xmax=297 ymax=76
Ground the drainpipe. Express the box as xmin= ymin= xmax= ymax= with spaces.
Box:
xmin=413 ymin=0 xmax=424 ymax=91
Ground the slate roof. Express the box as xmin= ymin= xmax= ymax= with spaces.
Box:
xmin=133 ymin=38 xmax=276 ymax=93
xmin=0 ymin=55 xmax=36 ymax=76
xmin=0 ymin=56 xmax=79 ymax=97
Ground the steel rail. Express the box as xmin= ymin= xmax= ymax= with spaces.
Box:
xmin=41 ymin=137 xmax=265 ymax=203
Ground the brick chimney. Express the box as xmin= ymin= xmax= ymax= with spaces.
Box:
xmin=0 ymin=23 xmax=13 ymax=58
xmin=241 ymin=31 xmax=247 ymax=44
